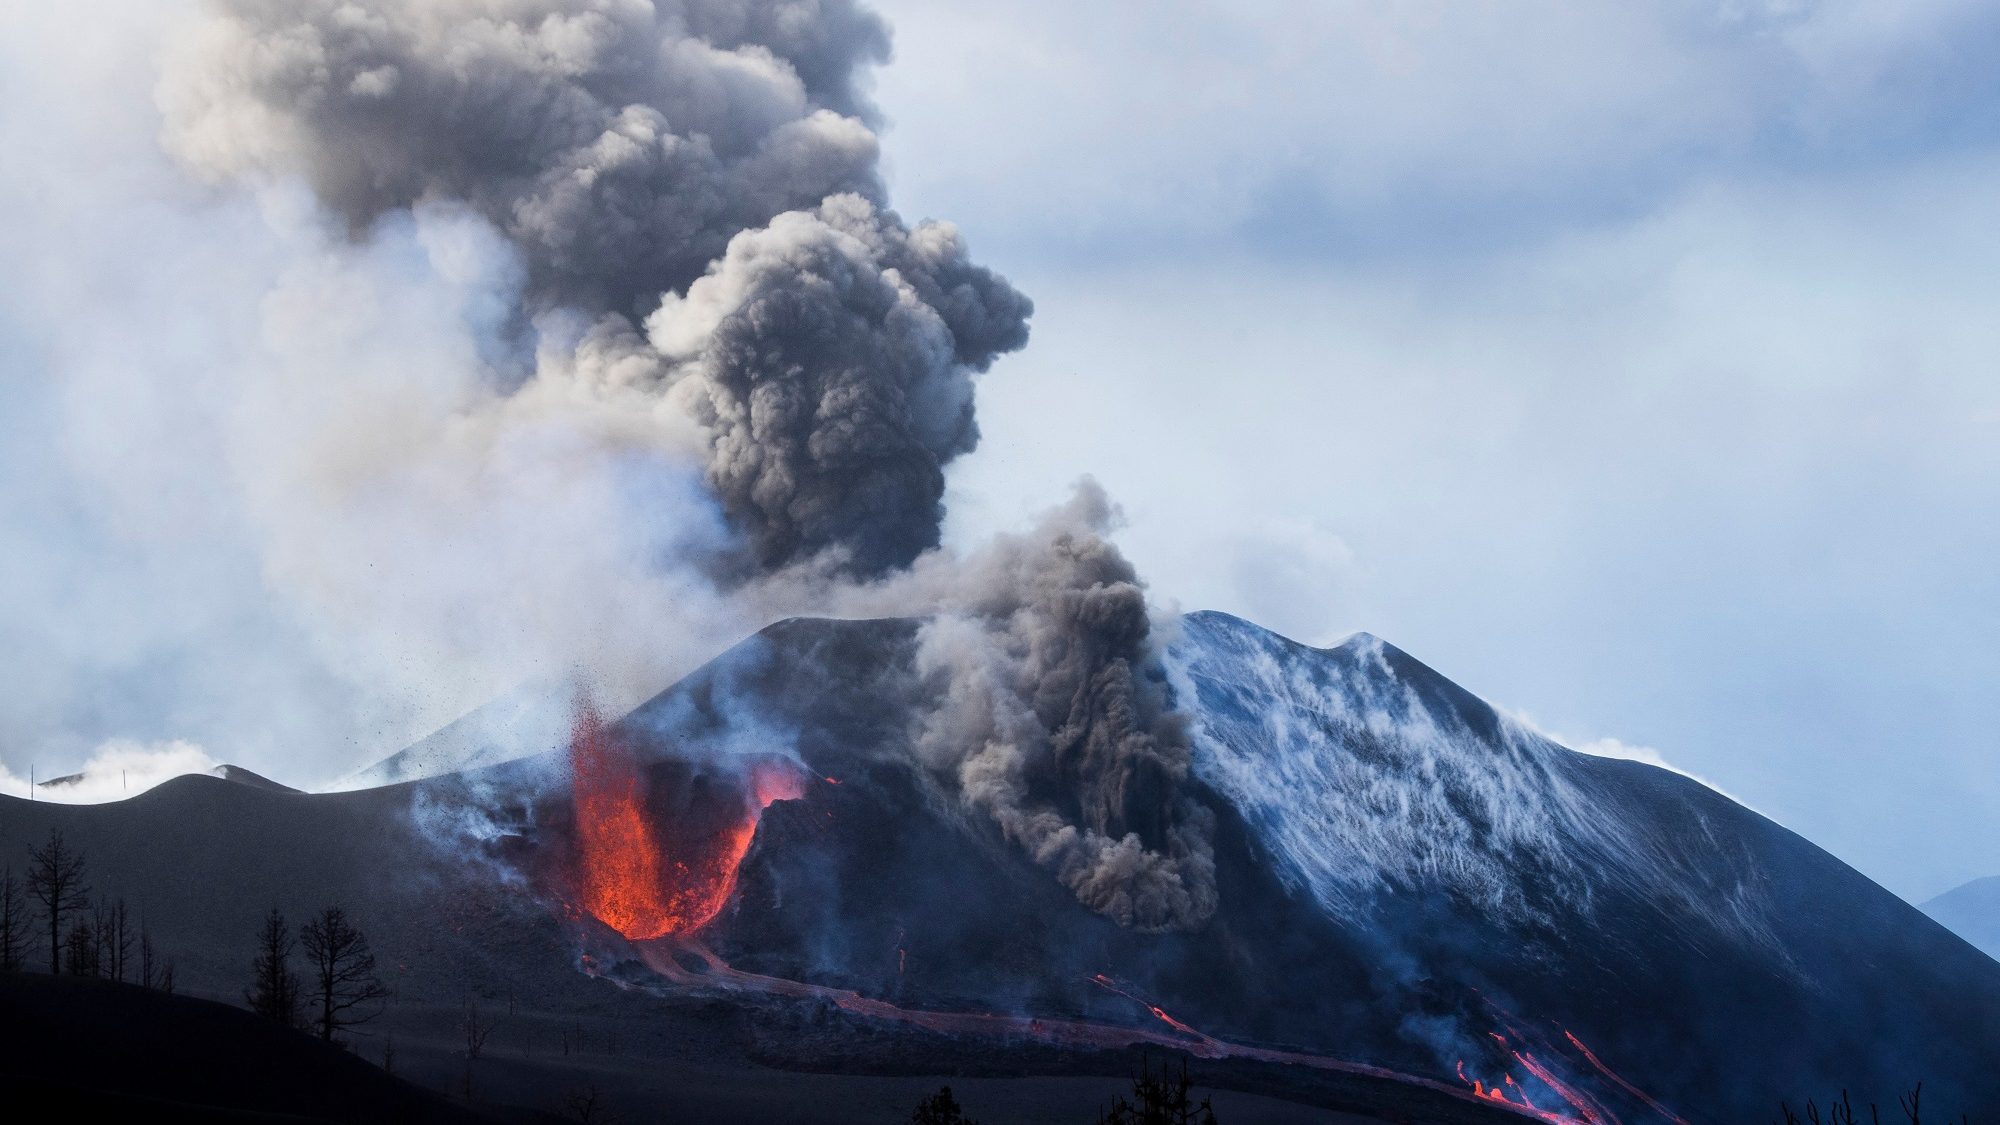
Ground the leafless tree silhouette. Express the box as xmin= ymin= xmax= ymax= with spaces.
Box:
xmin=139 ymin=919 xmax=156 ymax=989
xmin=94 ymin=899 xmax=131 ymax=982
xmin=0 ymin=865 xmax=24 ymax=971
xmin=910 ymin=1085 xmax=980 ymax=1125
xmin=1779 ymin=1083 xmax=1964 ymax=1125
xmin=299 ymin=906 xmax=387 ymax=1041
xmin=246 ymin=907 xmax=302 ymax=1027
xmin=1097 ymin=1056 xmax=1219 ymax=1125
xmin=63 ymin=917 xmax=97 ymax=976
xmin=565 ymin=1084 xmax=623 ymax=1123
xmin=27 ymin=829 xmax=88 ymax=973
xmin=462 ymin=995 xmax=498 ymax=1060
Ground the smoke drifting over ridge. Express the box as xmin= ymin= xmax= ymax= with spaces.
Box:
xmin=118 ymin=0 xmax=1211 ymax=927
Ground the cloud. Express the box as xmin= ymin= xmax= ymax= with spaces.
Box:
xmin=1514 ymin=719 xmax=1751 ymax=809
xmin=0 ymin=739 xmax=220 ymax=804
xmin=870 ymin=0 xmax=2000 ymax=264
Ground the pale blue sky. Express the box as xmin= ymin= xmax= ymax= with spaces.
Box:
xmin=871 ymin=1 xmax=2000 ymax=901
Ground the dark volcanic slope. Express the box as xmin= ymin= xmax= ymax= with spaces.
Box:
xmin=629 ymin=613 xmax=2000 ymax=1118
xmin=1167 ymin=611 xmax=2000 ymax=1116
xmin=4 ymin=613 xmax=1995 ymax=1123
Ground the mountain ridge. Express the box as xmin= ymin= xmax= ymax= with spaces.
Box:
xmin=3 ymin=611 xmax=1994 ymax=1121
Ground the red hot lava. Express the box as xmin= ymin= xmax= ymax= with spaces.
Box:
xmin=567 ymin=702 xmax=804 ymax=941
xmin=558 ymin=707 xmax=1687 ymax=1125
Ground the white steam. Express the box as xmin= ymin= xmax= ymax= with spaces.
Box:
xmin=0 ymin=740 xmax=222 ymax=803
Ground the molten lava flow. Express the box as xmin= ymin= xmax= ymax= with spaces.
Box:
xmin=602 ymin=936 xmax=1708 ymax=1125
xmin=1452 ymin=997 xmax=1703 ymax=1125
xmin=1563 ymin=1031 xmax=1690 ymax=1125
xmin=1087 ymin=973 xmax=1205 ymax=1039
xmin=567 ymin=702 xmax=805 ymax=941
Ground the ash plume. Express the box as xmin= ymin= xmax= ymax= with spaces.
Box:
xmin=650 ymin=194 xmax=1030 ymax=575
xmin=896 ymin=484 xmax=1218 ymax=931
xmin=163 ymin=0 xmax=891 ymax=318
xmin=3 ymin=0 xmax=1210 ymax=931
xmin=160 ymin=0 xmax=1028 ymax=576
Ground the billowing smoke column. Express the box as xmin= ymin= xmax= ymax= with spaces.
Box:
xmin=159 ymin=0 xmax=1209 ymax=930
xmin=906 ymin=485 xmax=1217 ymax=931
xmin=163 ymin=0 xmax=1028 ymax=576
xmin=651 ymin=196 xmax=1031 ymax=574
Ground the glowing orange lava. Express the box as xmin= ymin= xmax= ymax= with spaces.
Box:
xmin=1563 ymin=1030 xmax=1690 ymax=1125
xmin=1087 ymin=973 xmax=1205 ymax=1038
xmin=568 ymin=702 xmax=804 ymax=940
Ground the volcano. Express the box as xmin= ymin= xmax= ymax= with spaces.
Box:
xmin=3 ymin=612 xmax=1995 ymax=1123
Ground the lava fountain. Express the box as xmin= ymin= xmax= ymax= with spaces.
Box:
xmin=567 ymin=701 xmax=804 ymax=940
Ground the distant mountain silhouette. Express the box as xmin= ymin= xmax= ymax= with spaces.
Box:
xmin=1923 ymin=875 xmax=2000 ymax=961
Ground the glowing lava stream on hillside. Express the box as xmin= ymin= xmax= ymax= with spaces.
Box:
xmin=610 ymin=941 xmax=1689 ymax=1124
xmin=561 ymin=705 xmax=1684 ymax=1124
xmin=567 ymin=703 xmax=805 ymax=940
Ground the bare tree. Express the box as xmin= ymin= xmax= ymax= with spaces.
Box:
xmin=910 ymin=1085 xmax=980 ymax=1125
xmin=462 ymin=995 xmax=498 ymax=1059
xmin=1095 ymin=1057 xmax=1218 ymax=1125
xmin=64 ymin=918 xmax=98 ymax=977
xmin=565 ymin=1084 xmax=622 ymax=1124
xmin=92 ymin=902 xmax=115 ymax=980
xmin=105 ymin=899 xmax=131 ymax=982
xmin=0 ymin=865 xmax=24 ymax=972
xmin=27 ymin=829 xmax=89 ymax=973
xmin=139 ymin=921 xmax=157 ymax=989
xmin=1778 ymin=1084 xmax=1949 ymax=1125
xmin=246 ymin=908 xmax=302 ymax=1027
xmin=298 ymin=906 xmax=387 ymax=1041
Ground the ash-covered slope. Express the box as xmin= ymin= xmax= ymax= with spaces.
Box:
xmin=1161 ymin=611 xmax=2000 ymax=1113
xmin=641 ymin=612 xmax=2000 ymax=1119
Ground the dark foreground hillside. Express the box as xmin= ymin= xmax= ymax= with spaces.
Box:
xmin=0 ymin=972 xmax=505 ymax=1124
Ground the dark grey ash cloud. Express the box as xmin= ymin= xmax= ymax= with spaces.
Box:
xmin=165 ymin=0 xmax=891 ymax=318
xmin=163 ymin=0 xmax=1029 ymax=578
xmin=653 ymin=195 xmax=1031 ymax=574
xmin=905 ymin=483 xmax=1217 ymax=930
